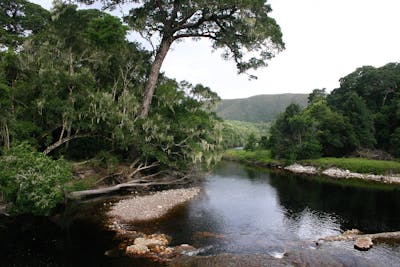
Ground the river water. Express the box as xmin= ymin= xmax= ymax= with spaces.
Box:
xmin=2 ymin=161 xmax=400 ymax=266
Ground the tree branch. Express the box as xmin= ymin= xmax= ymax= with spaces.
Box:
xmin=43 ymin=134 xmax=91 ymax=155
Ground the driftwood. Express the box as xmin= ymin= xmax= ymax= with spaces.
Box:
xmin=68 ymin=176 xmax=192 ymax=200
xmin=128 ymin=162 xmax=160 ymax=178
xmin=68 ymin=157 xmax=196 ymax=200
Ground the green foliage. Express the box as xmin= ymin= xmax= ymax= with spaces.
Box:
xmin=244 ymin=133 xmax=257 ymax=151
xmin=0 ymin=0 xmax=50 ymax=49
xmin=136 ymin=80 xmax=224 ymax=169
xmin=215 ymin=94 xmax=308 ymax=122
xmin=390 ymin=128 xmax=400 ymax=157
xmin=328 ymin=63 xmax=400 ymax=152
xmin=221 ymin=120 xmax=271 ymax=148
xmin=305 ymin=100 xmax=357 ymax=157
xmin=64 ymin=176 xmax=97 ymax=192
xmin=0 ymin=143 xmax=71 ymax=215
xmin=224 ymin=149 xmax=274 ymax=165
xmin=308 ymin=88 xmax=327 ymax=104
xmin=269 ymin=103 xmax=321 ymax=160
xmin=86 ymin=14 xmax=128 ymax=50
xmin=117 ymin=0 xmax=284 ymax=74
xmin=94 ymin=150 xmax=120 ymax=173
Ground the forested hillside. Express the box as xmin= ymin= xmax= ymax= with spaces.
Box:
xmin=215 ymin=94 xmax=308 ymax=122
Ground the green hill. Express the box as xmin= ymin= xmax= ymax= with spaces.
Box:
xmin=216 ymin=93 xmax=309 ymax=122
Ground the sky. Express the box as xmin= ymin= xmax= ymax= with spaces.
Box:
xmin=30 ymin=0 xmax=400 ymax=99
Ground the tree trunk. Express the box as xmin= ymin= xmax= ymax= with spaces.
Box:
xmin=140 ymin=38 xmax=173 ymax=118
xmin=1 ymin=123 xmax=10 ymax=150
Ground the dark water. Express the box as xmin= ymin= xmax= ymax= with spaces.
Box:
xmin=2 ymin=161 xmax=400 ymax=266
xmin=0 ymin=201 xmax=159 ymax=266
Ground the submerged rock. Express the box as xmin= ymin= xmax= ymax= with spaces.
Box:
xmin=354 ymin=237 xmax=373 ymax=251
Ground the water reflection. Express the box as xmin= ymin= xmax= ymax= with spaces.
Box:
xmin=269 ymin=171 xmax=400 ymax=233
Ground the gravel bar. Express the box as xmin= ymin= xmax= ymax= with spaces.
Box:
xmin=108 ymin=187 xmax=201 ymax=222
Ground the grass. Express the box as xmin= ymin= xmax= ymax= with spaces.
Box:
xmin=223 ymin=149 xmax=276 ymax=165
xmin=224 ymin=149 xmax=400 ymax=175
xmin=64 ymin=176 xmax=98 ymax=192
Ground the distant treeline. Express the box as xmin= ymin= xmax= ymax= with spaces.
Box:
xmin=267 ymin=63 xmax=400 ymax=160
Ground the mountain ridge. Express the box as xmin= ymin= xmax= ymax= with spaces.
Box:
xmin=215 ymin=93 xmax=309 ymax=122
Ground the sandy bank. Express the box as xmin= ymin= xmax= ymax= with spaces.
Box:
xmin=108 ymin=187 xmax=200 ymax=222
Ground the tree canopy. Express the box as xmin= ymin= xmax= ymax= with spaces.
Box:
xmin=79 ymin=0 xmax=284 ymax=117
xmin=0 ymin=0 xmax=50 ymax=50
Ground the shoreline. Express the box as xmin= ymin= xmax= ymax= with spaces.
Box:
xmin=223 ymin=153 xmax=400 ymax=185
xmin=284 ymin=163 xmax=400 ymax=184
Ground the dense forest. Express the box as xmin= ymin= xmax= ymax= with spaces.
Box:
xmin=0 ymin=0 xmax=284 ymax=215
xmin=267 ymin=63 xmax=400 ymax=160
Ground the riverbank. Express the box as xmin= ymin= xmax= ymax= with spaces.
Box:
xmin=106 ymin=187 xmax=202 ymax=262
xmin=224 ymin=149 xmax=400 ymax=184
xmin=108 ymin=187 xmax=201 ymax=222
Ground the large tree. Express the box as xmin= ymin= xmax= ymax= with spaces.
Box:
xmin=79 ymin=0 xmax=284 ymax=117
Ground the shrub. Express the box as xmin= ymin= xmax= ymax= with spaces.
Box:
xmin=0 ymin=143 xmax=71 ymax=215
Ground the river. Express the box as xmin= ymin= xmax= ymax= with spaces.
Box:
xmin=2 ymin=161 xmax=400 ymax=266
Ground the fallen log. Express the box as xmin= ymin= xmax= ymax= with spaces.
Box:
xmin=68 ymin=176 xmax=191 ymax=200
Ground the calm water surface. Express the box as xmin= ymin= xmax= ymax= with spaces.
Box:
xmin=2 ymin=161 xmax=400 ymax=266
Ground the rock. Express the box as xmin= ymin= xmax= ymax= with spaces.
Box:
xmin=126 ymin=244 xmax=150 ymax=255
xmin=174 ymin=244 xmax=199 ymax=256
xmin=284 ymin=164 xmax=317 ymax=174
xmin=354 ymin=237 xmax=373 ymax=251
xmin=134 ymin=237 xmax=166 ymax=247
xmin=122 ymin=232 xmax=200 ymax=261
xmin=343 ymin=229 xmax=362 ymax=236
xmin=125 ymin=234 xmax=171 ymax=257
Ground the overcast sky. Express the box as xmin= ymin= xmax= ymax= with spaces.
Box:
xmin=31 ymin=0 xmax=400 ymax=99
